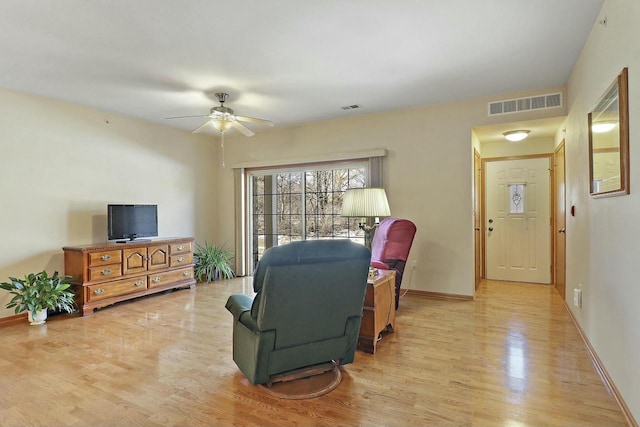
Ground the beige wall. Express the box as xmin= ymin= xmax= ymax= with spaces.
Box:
xmin=471 ymin=130 xmax=481 ymax=155
xmin=0 ymin=88 xmax=217 ymax=318
xmin=565 ymin=0 xmax=639 ymax=419
xmin=215 ymin=87 xmax=566 ymax=296
xmin=554 ymin=121 xmax=567 ymax=148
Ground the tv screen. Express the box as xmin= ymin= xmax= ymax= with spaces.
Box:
xmin=108 ymin=204 xmax=158 ymax=241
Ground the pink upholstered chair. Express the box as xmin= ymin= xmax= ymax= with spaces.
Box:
xmin=370 ymin=218 xmax=417 ymax=309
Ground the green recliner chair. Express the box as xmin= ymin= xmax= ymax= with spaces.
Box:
xmin=225 ymin=239 xmax=371 ymax=385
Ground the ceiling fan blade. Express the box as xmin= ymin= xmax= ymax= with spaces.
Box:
xmin=235 ymin=115 xmax=274 ymax=127
xmin=192 ymin=120 xmax=212 ymax=133
xmin=231 ymin=120 xmax=255 ymax=137
xmin=165 ymin=114 xmax=208 ymax=120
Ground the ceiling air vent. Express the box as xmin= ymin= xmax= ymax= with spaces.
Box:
xmin=488 ymin=92 xmax=562 ymax=116
xmin=341 ymin=104 xmax=361 ymax=110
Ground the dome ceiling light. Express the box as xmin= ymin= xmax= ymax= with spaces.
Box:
xmin=591 ymin=121 xmax=617 ymax=133
xmin=503 ymin=130 xmax=531 ymax=142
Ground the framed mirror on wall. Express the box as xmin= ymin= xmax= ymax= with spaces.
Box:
xmin=588 ymin=67 xmax=629 ymax=198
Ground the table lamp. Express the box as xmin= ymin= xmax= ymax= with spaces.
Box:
xmin=341 ymin=188 xmax=390 ymax=249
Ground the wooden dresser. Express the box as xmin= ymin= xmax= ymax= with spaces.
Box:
xmin=63 ymin=237 xmax=196 ymax=316
xmin=358 ymin=269 xmax=396 ymax=353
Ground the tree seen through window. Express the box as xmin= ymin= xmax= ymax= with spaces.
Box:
xmin=250 ymin=165 xmax=366 ymax=269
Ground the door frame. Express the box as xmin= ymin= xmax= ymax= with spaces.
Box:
xmin=473 ymin=149 xmax=482 ymax=290
xmin=552 ymin=141 xmax=567 ymax=297
xmin=481 ymin=154 xmax=554 ymax=283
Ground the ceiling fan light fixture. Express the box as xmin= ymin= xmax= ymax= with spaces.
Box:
xmin=503 ymin=130 xmax=530 ymax=142
xmin=211 ymin=119 xmax=233 ymax=132
xmin=169 ymin=92 xmax=271 ymax=139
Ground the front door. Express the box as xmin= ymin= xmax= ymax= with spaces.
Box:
xmin=485 ymin=157 xmax=551 ymax=283
xmin=553 ymin=143 xmax=566 ymax=297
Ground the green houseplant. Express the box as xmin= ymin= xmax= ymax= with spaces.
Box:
xmin=0 ymin=270 xmax=76 ymax=325
xmin=194 ymin=242 xmax=235 ymax=282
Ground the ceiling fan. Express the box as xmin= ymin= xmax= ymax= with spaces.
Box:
xmin=166 ymin=93 xmax=273 ymax=167
xmin=166 ymin=92 xmax=273 ymax=136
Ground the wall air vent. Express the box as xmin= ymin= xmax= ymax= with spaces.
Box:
xmin=341 ymin=104 xmax=361 ymax=110
xmin=488 ymin=92 xmax=562 ymax=116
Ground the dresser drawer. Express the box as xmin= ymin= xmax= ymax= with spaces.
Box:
xmin=148 ymin=267 xmax=193 ymax=289
xmin=170 ymin=241 xmax=192 ymax=255
xmin=88 ymin=250 xmax=122 ymax=267
xmin=88 ymin=264 xmax=122 ymax=282
xmin=87 ymin=277 xmax=147 ymax=302
xmin=170 ymin=253 xmax=193 ymax=268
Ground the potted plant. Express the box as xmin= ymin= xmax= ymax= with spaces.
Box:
xmin=0 ymin=270 xmax=76 ymax=325
xmin=194 ymin=242 xmax=235 ymax=282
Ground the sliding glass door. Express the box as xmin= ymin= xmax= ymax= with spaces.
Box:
xmin=248 ymin=162 xmax=367 ymax=270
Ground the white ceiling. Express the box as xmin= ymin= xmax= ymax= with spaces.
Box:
xmin=0 ymin=1 xmax=604 ymax=136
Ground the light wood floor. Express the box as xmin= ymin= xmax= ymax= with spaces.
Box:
xmin=0 ymin=279 xmax=629 ymax=427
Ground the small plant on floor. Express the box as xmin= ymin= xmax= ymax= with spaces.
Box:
xmin=0 ymin=270 xmax=76 ymax=315
xmin=194 ymin=242 xmax=235 ymax=282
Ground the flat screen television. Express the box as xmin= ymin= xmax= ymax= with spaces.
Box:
xmin=107 ymin=204 xmax=158 ymax=242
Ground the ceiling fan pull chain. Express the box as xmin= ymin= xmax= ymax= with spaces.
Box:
xmin=221 ymin=131 xmax=226 ymax=168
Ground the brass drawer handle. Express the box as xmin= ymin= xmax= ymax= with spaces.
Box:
xmin=93 ymin=288 xmax=104 ymax=295
xmin=177 ymin=245 xmax=184 ymax=251
xmin=134 ymin=280 xmax=144 ymax=287
xmin=101 ymin=269 xmax=112 ymax=275
xmin=183 ymin=271 xmax=190 ymax=277
xmin=101 ymin=254 xmax=112 ymax=261
xmin=152 ymin=277 xmax=161 ymax=283
xmin=178 ymin=256 xmax=185 ymax=262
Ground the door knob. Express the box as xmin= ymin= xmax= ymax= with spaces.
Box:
xmin=558 ymin=228 xmax=566 ymax=233
xmin=488 ymin=219 xmax=494 ymax=223
xmin=488 ymin=227 xmax=494 ymax=232
xmin=474 ymin=227 xmax=480 ymax=231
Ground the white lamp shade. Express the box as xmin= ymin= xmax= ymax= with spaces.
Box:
xmin=341 ymin=188 xmax=390 ymax=218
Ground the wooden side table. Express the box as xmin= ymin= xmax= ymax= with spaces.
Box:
xmin=358 ymin=269 xmax=396 ymax=353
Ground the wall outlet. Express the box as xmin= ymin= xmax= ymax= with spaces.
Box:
xmin=573 ymin=288 xmax=582 ymax=307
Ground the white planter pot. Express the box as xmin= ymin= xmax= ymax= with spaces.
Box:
xmin=28 ymin=309 xmax=47 ymax=325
